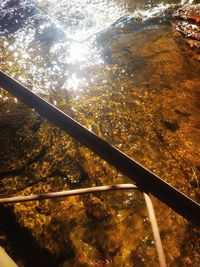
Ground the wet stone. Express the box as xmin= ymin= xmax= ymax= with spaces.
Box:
xmin=172 ymin=4 xmax=200 ymax=60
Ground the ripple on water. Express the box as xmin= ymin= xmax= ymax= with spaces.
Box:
xmin=0 ymin=0 xmax=200 ymax=266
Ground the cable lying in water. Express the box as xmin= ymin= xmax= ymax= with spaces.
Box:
xmin=0 ymin=184 xmax=137 ymax=204
xmin=0 ymin=183 xmax=166 ymax=267
xmin=144 ymin=192 xmax=167 ymax=267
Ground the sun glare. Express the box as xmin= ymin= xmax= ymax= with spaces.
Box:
xmin=68 ymin=42 xmax=89 ymax=63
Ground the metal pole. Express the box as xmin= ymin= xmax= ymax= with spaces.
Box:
xmin=0 ymin=70 xmax=199 ymax=225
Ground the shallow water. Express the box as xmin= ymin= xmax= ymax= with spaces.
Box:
xmin=0 ymin=0 xmax=200 ymax=266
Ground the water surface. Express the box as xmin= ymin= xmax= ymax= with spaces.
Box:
xmin=0 ymin=0 xmax=199 ymax=266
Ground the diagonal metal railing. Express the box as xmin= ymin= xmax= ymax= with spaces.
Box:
xmin=0 ymin=70 xmax=199 ymax=225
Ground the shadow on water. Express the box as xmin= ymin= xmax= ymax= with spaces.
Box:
xmin=0 ymin=206 xmax=73 ymax=267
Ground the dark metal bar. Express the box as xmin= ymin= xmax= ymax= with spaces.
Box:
xmin=0 ymin=70 xmax=199 ymax=225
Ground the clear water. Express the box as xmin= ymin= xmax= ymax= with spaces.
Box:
xmin=0 ymin=0 xmax=199 ymax=266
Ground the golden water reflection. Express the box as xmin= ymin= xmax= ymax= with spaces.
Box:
xmin=0 ymin=0 xmax=199 ymax=266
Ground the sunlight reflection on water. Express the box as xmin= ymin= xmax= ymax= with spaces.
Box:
xmin=0 ymin=0 xmax=185 ymax=94
xmin=65 ymin=73 xmax=88 ymax=91
xmin=35 ymin=0 xmax=128 ymax=41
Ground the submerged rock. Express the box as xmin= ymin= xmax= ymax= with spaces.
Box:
xmin=162 ymin=120 xmax=180 ymax=132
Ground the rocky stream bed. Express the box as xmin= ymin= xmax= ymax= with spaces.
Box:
xmin=0 ymin=1 xmax=200 ymax=266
